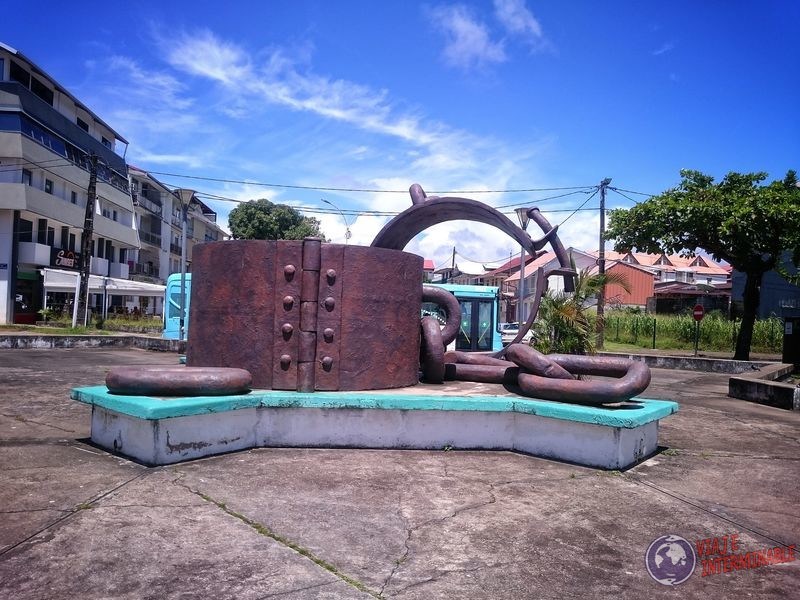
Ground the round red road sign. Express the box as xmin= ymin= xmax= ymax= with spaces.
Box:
xmin=693 ymin=304 xmax=705 ymax=321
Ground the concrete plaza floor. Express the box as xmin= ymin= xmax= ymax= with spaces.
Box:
xmin=0 ymin=348 xmax=798 ymax=599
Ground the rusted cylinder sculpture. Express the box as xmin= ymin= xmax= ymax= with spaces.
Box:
xmin=106 ymin=367 xmax=252 ymax=396
xmin=186 ymin=239 xmax=423 ymax=391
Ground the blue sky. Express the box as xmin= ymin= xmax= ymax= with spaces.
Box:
xmin=6 ymin=1 xmax=798 ymax=271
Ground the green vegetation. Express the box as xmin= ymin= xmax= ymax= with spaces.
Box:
xmin=533 ymin=266 xmax=630 ymax=355
xmin=606 ymin=169 xmax=800 ymax=360
xmin=228 ymin=198 xmax=326 ymax=240
xmin=604 ymin=311 xmax=782 ymax=354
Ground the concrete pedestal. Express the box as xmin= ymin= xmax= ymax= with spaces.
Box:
xmin=72 ymin=387 xmax=678 ymax=469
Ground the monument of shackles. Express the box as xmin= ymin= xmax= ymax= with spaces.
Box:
xmin=72 ymin=184 xmax=677 ymax=468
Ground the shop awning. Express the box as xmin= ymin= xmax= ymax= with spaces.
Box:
xmin=41 ymin=268 xmax=165 ymax=297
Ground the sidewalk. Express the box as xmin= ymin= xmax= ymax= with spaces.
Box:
xmin=0 ymin=348 xmax=798 ymax=599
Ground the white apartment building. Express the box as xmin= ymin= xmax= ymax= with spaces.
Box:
xmin=0 ymin=42 xmax=138 ymax=324
xmin=0 ymin=43 xmax=227 ymax=324
xmin=128 ymin=166 xmax=225 ymax=312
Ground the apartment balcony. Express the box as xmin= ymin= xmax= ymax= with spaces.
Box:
xmin=109 ymin=262 xmax=129 ymax=279
xmin=90 ymin=256 xmax=109 ymax=276
xmin=133 ymin=192 xmax=163 ymax=216
xmin=17 ymin=241 xmax=51 ymax=266
xmin=139 ymin=230 xmax=162 ymax=247
xmin=130 ymin=262 xmax=160 ymax=277
xmin=169 ymin=243 xmax=182 ymax=255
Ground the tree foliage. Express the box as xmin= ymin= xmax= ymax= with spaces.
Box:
xmin=228 ymin=199 xmax=325 ymax=241
xmin=605 ymin=169 xmax=800 ymax=359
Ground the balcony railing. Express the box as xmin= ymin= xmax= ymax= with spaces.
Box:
xmin=139 ymin=231 xmax=162 ymax=247
xmin=134 ymin=193 xmax=162 ymax=216
xmin=169 ymin=243 xmax=182 ymax=255
xmin=129 ymin=262 xmax=160 ymax=277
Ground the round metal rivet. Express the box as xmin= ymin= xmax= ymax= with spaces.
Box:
xmin=321 ymin=356 xmax=333 ymax=371
xmin=284 ymin=264 xmax=296 ymax=280
xmin=282 ymin=323 xmax=294 ymax=336
xmin=323 ymin=328 xmax=334 ymax=342
xmin=324 ymin=297 xmax=335 ymax=311
xmin=283 ymin=295 xmax=294 ymax=309
xmin=326 ymin=269 xmax=337 ymax=284
xmin=280 ymin=354 xmax=292 ymax=369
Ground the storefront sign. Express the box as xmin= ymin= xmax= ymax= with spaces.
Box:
xmin=50 ymin=248 xmax=81 ymax=270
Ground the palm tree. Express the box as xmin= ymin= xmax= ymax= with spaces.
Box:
xmin=532 ymin=267 xmax=631 ymax=355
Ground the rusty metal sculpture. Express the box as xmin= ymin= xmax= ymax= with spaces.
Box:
xmin=107 ymin=182 xmax=650 ymax=405
xmin=376 ymin=184 xmax=651 ymax=405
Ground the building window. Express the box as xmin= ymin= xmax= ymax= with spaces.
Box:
xmin=101 ymin=136 xmax=111 ymax=148
xmin=10 ymin=61 xmax=30 ymax=87
xmin=76 ymin=117 xmax=89 ymax=132
xmin=60 ymin=226 xmax=69 ymax=248
xmin=97 ymin=237 xmax=105 ymax=258
xmin=45 ymin=179 xmax=53 ymax=194
xmin=70 ymin=190 xmax=77 ymax=204
xmin=112 ymin=210 xmax=118 ymax=222
xmin=22 ymin=169 xmax=32 ymax=186
xmin=18 ymin=218 xmax=33 ymax=243
xmin=119 ymin=248 xmax=127 ymax=264
xmin=37 ymin=219 xmax=48 ymax=244
xmin=105 ymin=240 xmax=113 ymax=262
xmin=30 ymin=76 xmax=54 ymax=105
xmin=47 ymin=227 xmax=55 ymax=246
xmin=69 ymin=233 xmax=76 ymax=251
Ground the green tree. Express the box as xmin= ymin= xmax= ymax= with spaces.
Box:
xmin=228 ymin=199 xmax=325 ymax=240
xmin=533 ymin=268 xmax=630 ymax=355
xmin=606 ymin=170 xmax=800 ymax=360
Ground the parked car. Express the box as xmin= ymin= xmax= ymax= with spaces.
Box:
xmin=500 ymin=322 xmax=533 ymax=346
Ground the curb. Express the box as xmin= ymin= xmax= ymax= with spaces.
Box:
xmin=0 ymin=334 xmax=186 ymax=353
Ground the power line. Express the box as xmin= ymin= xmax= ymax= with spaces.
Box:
xmin=148 ymin=169 xmax=594 ymax=194
xmin=493 ymin=188 xmax=595 ymax=209
xmin=454 ymin=249 xmax=517 ymax=265
xmin=0 ymin=157 xmax=74 ymax=173
xmin=611 ymin=187 xmax=656 ymax=197
xmin=557 ymin=188 xmax=600 ymax=227
xmin=608 ymin=187 xmax=643 ymax=204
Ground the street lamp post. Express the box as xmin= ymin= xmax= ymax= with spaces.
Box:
xmin=175 ymin=188 xmax=195 ymax=341
xmin=515 ymin=207 xmax=531 ymax=324
xmin=322 ymin=199 xmax=352 ymax=244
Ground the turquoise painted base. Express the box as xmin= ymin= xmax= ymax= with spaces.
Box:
xmin=71 ymin=386 xmax=677 ymax=429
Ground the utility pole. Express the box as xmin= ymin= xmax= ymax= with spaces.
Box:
xmin=74 ymin=153 xmax=98 ymax=328
xmin=596 ymin=177 xmax=612 ymax=349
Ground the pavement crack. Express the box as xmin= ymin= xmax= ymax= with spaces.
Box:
xmin=392 ymin=560 xmax=523 ymax=594
xmin=625 ymin=475 xmax=796 ymax=550
xmin=0 ymin=413 xmax=75 ymax=433
xmin=174 ymin=479 xmax=382 ymax=599
xmin=0 ymin=508 xmax=71 ymax=515
xmin=0 ymin=470 xmax=151 ymax=558
xmin=379 ymin=494 xmax=413 ymax=597
xmin=380 ymin=479 xmax=500 ymax=595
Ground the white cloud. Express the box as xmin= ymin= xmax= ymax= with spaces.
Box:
xmin=156 ymin=29 xmax=533 ymax=196
xmin=652 ymin=42 xmax=675 ymax=56
xmin=89 ymin=28 xmax=565 ymax=270
xmin=493 ymin=0 xmax=543 ymax=42
xmin=428 ymin=4 xmax=507 ymax=71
